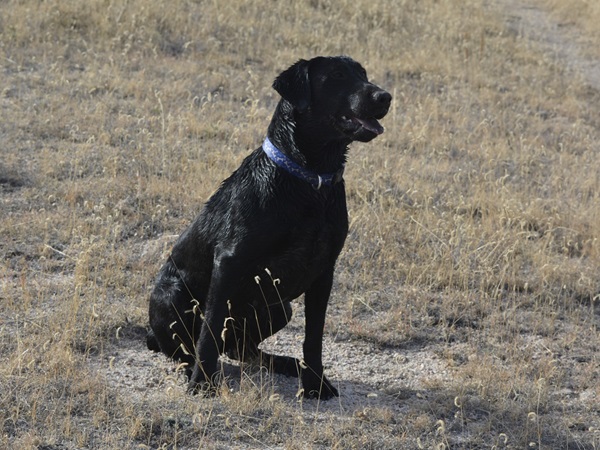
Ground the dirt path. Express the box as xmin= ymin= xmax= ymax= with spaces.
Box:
xmin=491 ymin=0 xmax=600 ymax=89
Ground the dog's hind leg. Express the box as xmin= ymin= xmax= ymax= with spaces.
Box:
xmin=260 ymin=353 xmax=301 ymax=378
xmin=248 ymin=300 xmax=302 ymax=378
xmin=222 ymin=299 xmax=301 ymax=377
xmin=150 ymin=308 xmax=199 ymax=379
xmin=255 ymin=300 xmax=301 ymax=377
xmin=148 ymin=268 xmax=201 ymax=380
xmin=224 ymin=299 xmax=291 ymax=355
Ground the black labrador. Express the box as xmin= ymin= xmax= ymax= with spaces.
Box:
xmin=147 ymin=56 xmax=391 ymax=399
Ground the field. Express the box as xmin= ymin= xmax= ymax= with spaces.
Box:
xmin=1 ymin=0 xmax=599 ymax=448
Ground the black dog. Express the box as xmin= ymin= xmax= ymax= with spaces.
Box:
xmin=147 ymin=56 xmax=391 ymax=399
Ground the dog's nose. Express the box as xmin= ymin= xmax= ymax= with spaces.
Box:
xmin=373 ymin=90 xmax=392 ymax=108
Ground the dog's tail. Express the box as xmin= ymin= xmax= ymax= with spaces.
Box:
xmin=146 ymin=329 xmax=161 ymax=352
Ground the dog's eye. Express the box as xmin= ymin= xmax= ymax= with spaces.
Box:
xmin=360 ymin=68 xmax=367 ymax=79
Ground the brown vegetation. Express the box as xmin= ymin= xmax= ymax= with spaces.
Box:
xmin=1 ymin=0 xmax=599 ymax=448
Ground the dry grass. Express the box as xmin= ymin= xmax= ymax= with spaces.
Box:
xmin=1 ymin=0 xmax=599 ymax=448
xmin=544 ymin=0 xmax=600 ymax=54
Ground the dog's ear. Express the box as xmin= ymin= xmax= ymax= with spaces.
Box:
xmin=272 ymin=59 xmax=311 ymax=112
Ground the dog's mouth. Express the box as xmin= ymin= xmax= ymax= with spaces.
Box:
xmin=339 ymin=115 xmax=385 ymax=136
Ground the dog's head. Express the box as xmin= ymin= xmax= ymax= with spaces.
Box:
xmin=273 ymin=56 xmax=391 ymax=143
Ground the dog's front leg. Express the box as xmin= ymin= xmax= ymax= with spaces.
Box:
xmin=302 ymin=267 xmax=339 ymax=399
xmin=188 ymin=253 xmax=234 ymax=395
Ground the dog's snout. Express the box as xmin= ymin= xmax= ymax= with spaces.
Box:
xmin=373 ymin=90 xmax=392 ymax=108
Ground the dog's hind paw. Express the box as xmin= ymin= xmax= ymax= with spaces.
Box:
xmin=302 ymin=373 xmax=339 ymax=400
xmin=146 ymin=329 xmax=161 ymax=352
xmin=187 ymin=379 xmax=218 ymax=397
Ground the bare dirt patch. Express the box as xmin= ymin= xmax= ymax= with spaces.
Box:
xmin=493 ymin=0 xmax=600 ymax=89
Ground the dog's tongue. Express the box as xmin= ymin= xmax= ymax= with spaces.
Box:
xmin=355 ymin=117 xmax=384 ymax=135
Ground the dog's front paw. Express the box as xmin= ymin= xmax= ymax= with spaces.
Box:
xmin=302 ymin=372 xmax=339 ymax=400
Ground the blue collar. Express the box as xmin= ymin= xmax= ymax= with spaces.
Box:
xmin=262 ymin=137 xmax=344 ymax=189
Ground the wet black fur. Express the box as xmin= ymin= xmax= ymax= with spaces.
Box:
xmin=147 ymin=56 xmax=391 ymax=399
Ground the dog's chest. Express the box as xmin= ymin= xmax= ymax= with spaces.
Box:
xmin=249 ymin=205 xmax=347 ymax=300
